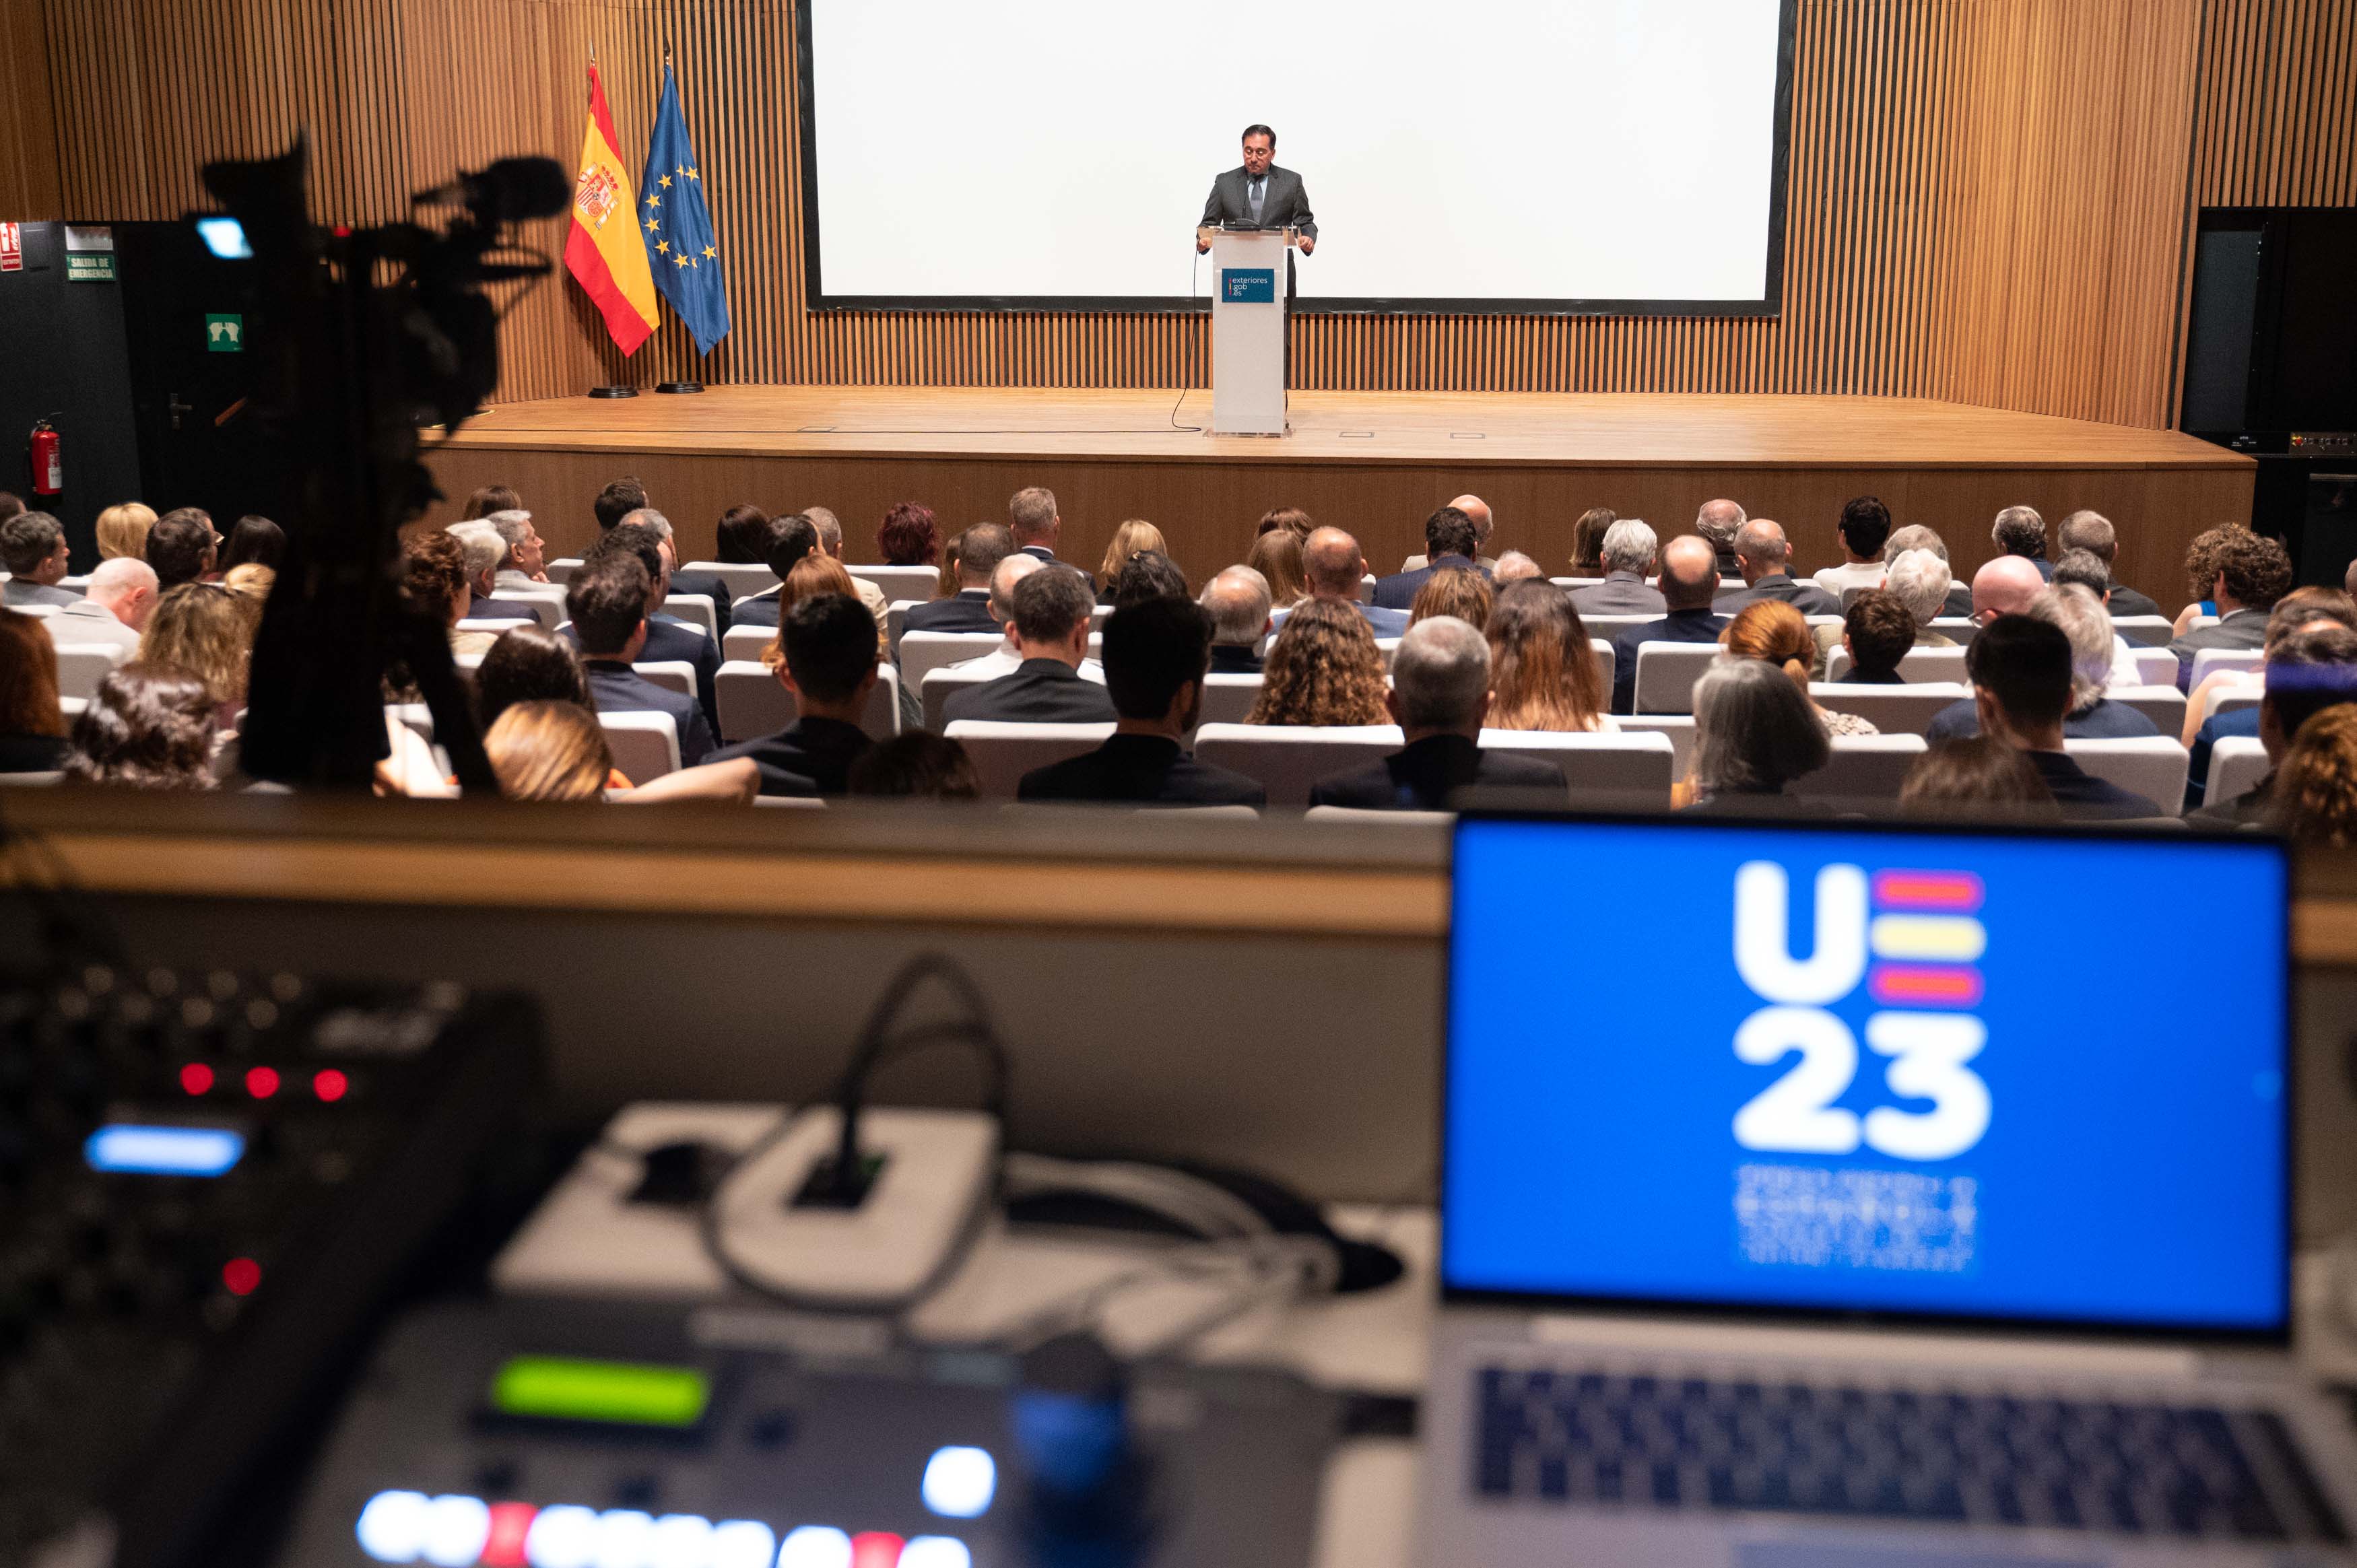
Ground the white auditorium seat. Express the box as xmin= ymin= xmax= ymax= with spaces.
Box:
xmin=1191 ymin=723 xmax=1404 ymax=807
xmin=2203 ymin=683 xmax=2262 ymax=722
xmin=1139 ymin=804 xmax=1259 ymax=819
xmin=1618 ymin=714 xmax=1696 ymax=775
xmin=886 ymin=600 xmax=919 ymax=649
xmin=1581 ymin=615 xmax=1654 ymax=643
xmin=2103 ymin=684 xmax=2188 ymax=736
xmin=1358 ymin=574 xmax=1376 ymax=605
xmin=51 ymin=644 xmax=125 ymax=702
xmin=631 ymin=660 xmax=697 ymax=699
xmin=715 ymin=660 xmax=900 ymax=744
xmin=1810 ymin=683 xmax=1972 ymax=737
xmin=1822 ymin=646 xmax=1968 ymax=683
xmin=1305 ymin=805 xmax=1455 ymax=825
xmin=2129 ymin=647 xmax=2180 ymax=687
xmin=659 ymin=593 xmax=717 ymax=638
xmin=455 ymin=617 xmax=532 ymax=635
xmin=900 ymin=630 xmax=1007 ymax=691
xmin=545 ymin=558 xmax=583 ymax=584
xmin=11 ymin=603 xmax=59 ymax=617
xmin=1375 ymin=638 xmax=1400 ymax=673
xmin=750 ymin=794 xmax=827 ymax=809
xmin=1475 ymin=729 xmax=1676 ymax=806
xmin=944 ymin=720 xmax=1115 ymax=798
xmin=683 ymin=561 xmax=778 ymax=599
xmin=2206 ymin=735 xmax=2270 ymax=806
xmin=1789 ymin=734 xmax=1929 ymax=802
xmin=455 ymin=651 xmax=485 ymax=677
xmin=0 ymin=771 xmax=63 ymax=786
xmin=56 ymin=574 xmax=90 ymax=592
xmin=1928 ymin=618 xmax=1978 ymax=642
xmin=2189 ymin=648 xmax=2263 ymax=687
xmin=723 ymin=625 xmax=776 ymax=663
xmin=2112 ymin=615 xmax=2177 ymax=648
xmin=2065 ymin=737 xmax=2190 ymax=815
xmin=59 ymin=697 xmax=86 ymax=720
xmin=1090 ymin=604 xmax=1112 ymax=625
xmin=1197 ymin=673 xmax=1263 ymax=728
xmin=387 ymin=704 xmax=434 ymax=746
xmin=495 ymin=586 xmax=566 ymax=630
xmin=599 ymin=710 xmax=682 ymax=782
xmin=1589 ymin=638 xmax=1614 ymax=692
xmin=1632 ymin=643 xmax=1724 ymax=714
xmin=848 ymin=564 xmax=941 ymax=603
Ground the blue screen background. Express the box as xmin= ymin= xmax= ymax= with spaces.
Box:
xmin=1442 ymin=821 xmax=2288 ymax=1332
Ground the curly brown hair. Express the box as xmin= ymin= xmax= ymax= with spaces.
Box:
xmin=1486 ymin=580 xmax=1607 ymax=731
xmin=1410 ymin=566 xmax=1494 ymax=631
xmin=65 ymin=662 xmax=218 ymax=790
xmin=2212 ymin=528 xmax=2293 ymax=611
xmin=1247 ymin=599 xmax=1389 ymax=726
xmin=2274 ymin=704 xmax=2357 ymax=846
xmin=2182 ymin=524 xmax=2240 ymax=605
xmin=401 ymin=529 xmax=469 ymax=623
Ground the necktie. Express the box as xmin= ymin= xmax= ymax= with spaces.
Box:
xmin=1249 ymin=176 xmax=1264 ymax=222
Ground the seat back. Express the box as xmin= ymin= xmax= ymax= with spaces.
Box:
xmin=900 ymin=630 xmax=1007 ymax=691
xmin=1632 ymin=642 xmax=1723 ymax=714
xmin=1357 ymin=574 xmax=1376 ymax=605
xmin=2102 ymin=684 xmax=2187 ymax=736
xmin=1588 ymin=638 xmax=1614 ymax=693
xmin=2113 ymin=615 xmax=2177 ymax=648
xmin=848 ymin=564 xmax=941 ymax=603
xmin=1190 ymin=722 xmax=1405 ymax=807
xmin=1810 ymin=682 xmax=1970 ymax=737
xmin=1197 ymin=673 xmax=1263 ymax=728
xmin=599 ymin=710 xmax=681 ymax=781
xmin=2129 ymin=647 xmax=2179 ymax=687
xmin=2190 ymin=647 xmax=2263 ymax=687
xmin=715 ymin=660 xmax=901 ymax=744
xmin=52 ymin=643 xmax=125 ymax=702
xmin=1475 ymin=729 xmax=1675 ymax=807
xmin=630 ymin=660 xmax=696 ymax=699
xmin=493 ymin=586 xmax=566 ymax=629
xmin=2207 ymin=735 xmax=2270 ymax=805
xmin=11 ymin=603 xmax=59 ymax=617
xmin=943 ymin=719 xmax=1115 ymax=798
xmin=723 ymin=624 xmax=775 ymax=663
xmin=659 ymin=593 xmax=717 ymax=637
xmin=683 ymin=561 xmax=779 ymax=599
xmin=1823 ymin=645 xmax=1969 ymax=684
xmin=2064 ymin=737 xmax=2191 ymax=815
xmin=545 ymin=557 xmax=583 ymax=584
xmin=0 ymin=770 xmax=63 ymax=786
xmin=1789 ymin=733 xmax=1929 ymax=802
xmin=2204 ymin=683 xmax=2262 ymax=722
xmin=1927 ymin=617 xmax=1978 ymax=643
xmin=1581 ymin=614 xmax=1655 ymax=643
xmin=1305 ymin=805 xmax=1455 ymax=825
xmin=455 ymin=617 xmax=531 ymax=635
xmin=1616 ymin=714 xmax=1696 ymax=775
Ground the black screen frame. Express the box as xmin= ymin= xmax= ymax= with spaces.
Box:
xmin=795 ymin=0 xmax=1797 ymax=318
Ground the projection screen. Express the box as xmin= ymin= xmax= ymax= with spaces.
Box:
xmin=798 ymin=0 xmax=1793 ymax=315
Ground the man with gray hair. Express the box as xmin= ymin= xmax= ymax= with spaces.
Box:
xmin=483 ymin=509 xmax=547 ymax=588
xmin=1569 ymin=518 xmax=1665 ymax=615
xmin=1399 ymin=492 xmax=1502 ymax=572
xmin=2056 ymin=509 xmax=2160 ymax=618
xmin=1307 ymin=617 xmax=1567 ymax=811
xmin=445 ymin=521 xmax=545 ymax=623
xmin=1885 ymin=523 xmax=1974 ymax=616
xmin=1199 ymin=565 xmax=1271 ymax=673
xmin=1009 ymin=485 xmax=1091 ymax=585
xmin=41 ymin=556 xmax=153 ymax=652
xmin=1714 ymin=519 xmax=1839 ymax=615
xmin=616 ymin=503 xmax=735 ymax=629
xmin=1695 ymin=498 xmax=1746 ymax=576
xmin=801 ymin=502 xmax=891 ymax=642
xmin=1924 ymin=583 xmax=2159 ymax=744
xmin=1492 ymin=551 xmax=1543 ymax=585
xmin=1991 ymin=504 xmax=2053 ymax=579
xmin=1883 ymin=549 xmax=1957 ymax=642
xmin=0 ymin=510 xmax=77 ymax=607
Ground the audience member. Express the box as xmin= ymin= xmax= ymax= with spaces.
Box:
xmin=2189 ymin=623 xmax=2357 ymax=827
xmin=1885 ymin=524 xmax=1974 ymax=616
xmin=877 ymin=501 xmax=941 ymax=567
xmin=729 ymin=513 xmax=821 ymax=627
xmin=1486 ymin=580 xmax=1612 ymax=732
xmin=146 ymin=508 xmax=219 ymax=590
xmin=2056 ymin=510 xmax=2160 ymax=618
xmin=94 ymin=502 xmax=157 ymax=562
xmin=1811 ymin=496 xmax=1892 ymax=597
xmin=712 ymin=594 xmax=881 ymax=796
xmin=221 ymin=566 xmax=273 ymax=638
xmin=2270 ymin=704 xmax=2357 ymax=847
xmin=462 ymin=483 xmax=523 ymax=520
xmin=1568 ymin=519 xmax=1664 ymax=614
xmin=0 ymin=610 xmax=69 ymax=773
xmin=1715 ymin=520 xmax=1839 ymax=615
xmin=1680 ymin=659 xmax=1831 ymax=816
xmin=1410 ymin=566 xmax=1494 ymax=630
xmin=1246 ymin=526 xmax=1310 ymax=611
xmin=1568 ymin=506 xmax=1617 ymax=575
xmin=139 ymin=582 xmax=251 ymax=726
xmin=572 ymin=522 xmax=721 ymax=729
xmin=220 ymin=514 xmax=284 ymax=572
xmin=474 ymin=624 xmax=593 ymax=733
xmin=565 ymin=551 xmax=715 ymax=765
xmin=1493 ymin=551 xmax=1543 ymax=585
xmin=1308 ymin=617 xmax=1564 ymax=811
xmin=906 ymin=522 xmax=1011 ymax=637
xmin=42 ymin=557 xmax=152 ymax=652
xmin=63 ymin=663 xmax=218 ymax=790
xmin=446 ymin=522 xmax=545 ymax=623
xmin=483 ymin=510 xmax=548 ymax=587
xmin=759 ymin=555 xmax=879 ymax=667
xmin=1107 ymin=548 xmax=1189 ymax=610
xmin=1724 ymin=601 xmax=1877 ymax=736
xmin=1834 ymin=591 xmax=1915 ymax=684
xmin=1282 ymin=527 xmax=1406 ymax=636
xmin=934 ymin=529 xmax=968 ymax=601
xmin=802 ymin=505 xmax=890 ymax=636
xmin=1257 ymin=505 xmax=1315 ymax=539
xmin=1609 ymin=535 xmax=1727 ymax=714
xmin=2183 ymin=588 xmax=2357 ymax=789
xmin=2168 ymin=527 xmax=2291 ymax=689
xmin=2173 ymin=524 xmax=2238 ymax=632
xmin=936 ymin=554 xmax=1052 ymax=683
xmin=601 ymin=492 xmax=733 ymax=625
xmin=1097 ymin=518 xmax=1169 ymax=598
xmin=1991 ymin=505 xmax=2051 ymax=577
xmin=1200 ymin=566 xmax=1272 ymax=673
xmin=1247 ymin=598 xmax=1389 ymax=726
xmin=1880 ymin=548 xmax=1958 ymax=645
xmin=1966 ymin=553 xmax=2046 ymax=625
xmin=0 ymin=492 xmax=20 ymax=525
xmin=848 ymin=732 xmax=982 ymax=800
xmin=715 ymin=504 xmax=773 ymax=566
xmin=941 ymin=566 xmax=1116 ymax=724
xmin=1399 ymin=494 xmax=1500 ymax=572
xmin=484 ymin=700 xmax=756 ymax=804
xmin=1 ymin=510 xmax=77 ymax=607
xmin=1373 ymin=506 xmax=1488 ymax=609
xmin=1898 ymin=737 xmax=2059 ymax=820
xmin=1959 ymin=615 xmax=2157 ymax=817
xmin=2051 ymin=549 xmax=2147 ymax=689
xmin=1009 ymin=485 xmax=1091 ymax=584
xmin=1925 ymin=584 xmax=2158 ymax=743
xmin=593 ymin=477 xmax=649 ymax=533
xmin=1694 ymin=498 xmax=1746 ymax=576
xmin=1019 ymin=596 xmax=1266 ymax=807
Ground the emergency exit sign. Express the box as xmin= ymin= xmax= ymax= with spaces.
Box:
xmin=205 ymin=312 xmax=244 ymax=351
xmin=0 ymin=224 xmax=21 ymax=273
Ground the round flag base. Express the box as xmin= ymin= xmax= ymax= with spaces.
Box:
xmin=656 ymin=382 xmax=705 ymax=395
xmin=587 ymin=386 xmax=638 ymax=399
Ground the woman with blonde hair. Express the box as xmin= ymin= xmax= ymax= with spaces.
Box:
xmin=1722 ymin=599 xmax=1877 ymax=736
xmin=0 ymin=609 xmax=69 ymax=773
xmin=1568 ymin=506 xmax=1616 ymax=574
xmin=1486 ymin=580 xmax=1612 ymax=732
xmin=1246 ymin=598 xmax=1389 ymax=726
xmin=137 ymin=582 xmax=252 ymax=723
xmin=485 ymin=700 xmax=756 ymax=804
xmin=1410 ymin=567 xmax=1494 ymax=631
xmin=1244 ymin=526 xmax=1308 ymax=610
xmin=95 ymin=502 xmax=158 ymax=561
xmin=1097 ymin=518 xmax=1168 ymax=595
xmin=763 ymin=554 xmax=877 ymax=667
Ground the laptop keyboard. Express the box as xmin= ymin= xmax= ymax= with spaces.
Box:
xmin=1476 ymin=1367 xmax=2349 ymax=1544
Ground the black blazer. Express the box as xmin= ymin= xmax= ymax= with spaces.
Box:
xmin=1018 ymin=734 xmax=1265 ymax=807
xmin=902 ymin=591 xmax=999 ymax=640
xmin=585 ymin=660 xmax=715 ymax=767
xmin=1207 ymin=644 xmax=1265 ymax=675
xmin=941 ymin=658 xmax=1117 ymax=726
xmin=1609 ymin=609 xmax=1729 ymax=715
xmin=1017 ymin=545 xmax=1096 ymax=590
xmin=1713 ymin=574 xmax=1842 ymax=617
xmin=564 ymin=616 xmax=719 ymax=734
xmin=709 ymin=716 xmax=873 ymax=797
xmin=668 ymin=569 xmax=735 ymax=635
xmin=728 ymin=588 xmax=782 ymax=629
xmin=2105 ymin=583 xmax=2162 ymax=619
xmin=1308 ymin=734 xmax=1566 ymax=813
xmin=468 ymin=594 xmax=547 ymax=625
xmin=1372 ymin=554 xmax=1488 ymax=611
xmin=1199 ymin=164 xmax=1317 ymax=239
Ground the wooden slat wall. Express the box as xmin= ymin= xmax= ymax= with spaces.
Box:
xmin=5 ymin=0 xmax=2348 ymax=430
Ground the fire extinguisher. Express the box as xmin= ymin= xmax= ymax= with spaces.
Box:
xmin=28 ymin=415 xmax=63 ymax=497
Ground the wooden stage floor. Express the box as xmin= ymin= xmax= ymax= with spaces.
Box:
xmin=426 ymin=387 xmax=2251 ymax=593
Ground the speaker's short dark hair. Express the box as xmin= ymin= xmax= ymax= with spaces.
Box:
xmin=1966 ymin=614 xmax=2073 ymax=731
xmin=1838 ymin=496 xmax=1892 ymax=558
xmin=1010 ymin=564 xmax=1096 ymax=644
xmin=1241 ymin=124 xmax=1275 ymax=145
xmin=765 ymin=512 xmax=819 ymax=579
xmin=565 ymin=551 xmax=649 ymax=656
xmin=1424 ymin=506 xmax=1479 ymax=560
xmin=145 ymin=508 xmax=216 ymax=588
xmin=783 ymin=593 xmax=876 ymax=704
xmin=1109 ymin=549 xmax=1190 ymax=610
xmin=594 ymin=477 xmax=648 ymax=531
xmin=1102 ymin=596 xmax=1211 ymax=720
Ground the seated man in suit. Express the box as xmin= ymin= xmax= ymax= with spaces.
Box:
xmin=41 ymin=557 xmax=151 ymax=653
xmin=568 ymin=551 xmax=715 ymax=768
xmin=1926 ymin=583 xmax=2159 ymax=743
xmin=2188 ymin=622 xmax=2357 ymax=826
xmin=803 ymin=505 xmax=891 ymax=644
xmin=2183 ymin=592 xmax=2357 ymax=807
xmin=2058 ymin=510 xmax=2161 ymax=619
xmin=1018 ymin=596 xmax=1266 ymax=808
xmin=1275 ymin=528 xmax=1409 ymax=638
xmin=2168 ymin=528 xmax=2291 ymax=691
xmin=708 ymin=593 xmax=877 ymax=797
xmin=1200 ymin=565 xmax=1271 ymax=674
xmin=904 ymin=522 xmax=1011 ymax=640
xmin=1886 ymin=524 xmax=1976 ymax=618
xmin=1308 ymin=616 xmax=1567 ymax=811
xmin=1609 ymin=535 xmax=1728 ymax=714
xmin=727 ymin=513 xmax=822 ymax=629
xmin=0 ymin=510 xmax=79 ymax=608
xmin=593 ymin=483 xmax=733 ymax=632
xmin=1991 ymin=504 xmax=2053 ymax=581
xmin=1372 ymin=506 xmax=1489 ymax=611
xmin=941 ymin=564 xmax=1117 ymax=725
xmin=1397 ymin=493 xmax=1501 ymax=572
xmin=933 ymin=553 xmax=1106 ymax=685
xmin=1810 ymin=495 xmax=1893 ymax=599
xmin=565 ymin=522 xmax=721 ymax=737
xmin=1493 ymin=551 xmax=1544 ymax=586
xmin=1713 ymin=519 xmax=1840 ymax=617
xmin=1956 ymin=614 xmax=2158 ymax=819
xmin=1814 ymin=547 xmax=1956 ymax=675
xmin=1007 ymin=485 xmax=1094 ymax=587
xmin=1830 ymin=590 xmax=1915 ymax=684
xmin=484 ymin=509 xmax=547 ymax=589
xmin=1568 ymin=519 xmax=1665 ymax=615
xmin=446 ymin=522 xmax=547 ymax=623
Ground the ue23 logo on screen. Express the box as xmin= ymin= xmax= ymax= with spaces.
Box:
xmin=1730 ymin=862 xmax=1991 ymax=1162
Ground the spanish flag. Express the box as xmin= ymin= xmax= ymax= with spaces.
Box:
xmin=565 ymin=63 xmax=660 ymax=355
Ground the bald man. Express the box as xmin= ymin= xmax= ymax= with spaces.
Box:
xmin=1398 ymin=493 xmax=1501 ymax=573
xmin=1713 ymin=520 xmax=1840 ymax=616
xmin=1968 ymin=555 xmax=2048 ymax=625
xmin=1610 ymin=535 xmax=1729 ymax=714
xmin=1278 ymin=526 xmax=1410 ymax=637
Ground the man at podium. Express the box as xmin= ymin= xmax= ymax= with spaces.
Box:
xmin=1197 ymin=124 xmax=1317 ymax=271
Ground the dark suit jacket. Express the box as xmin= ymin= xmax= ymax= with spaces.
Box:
xmin=2168 ymin=607 xmax=2268 ymax=690
xmin=903 ymin=591 xmax=999 ymax=641
xmin=585 ymin=659 xmax=715 ymax=766
xmin=1609 ymin=609 xmax=1729 ymax=715
xmin=1308 ymin=734 xmax=1566 ymax=812
xmin=669 ymin=569 xmax=735 ymax=635
xmin=2027 ymin=749 xmax=2161 ymax=819
xmin=1568 ymin=572 xmax=1665 ymax=616
xmin=1682 ymin=789 xmax=1838 ymax=819
xmin=1208 ymin=644 xmax=1265 ymax=675
xmin=564 ymin=617 xmax=719 ymax=734
xmin=941 ymin=658 xmax=1118 ymax=726
xmin=1714 ymin=574 xmax=1841 ymax=617
xmin=2105 ymin=582 xmax=2162 ymax=619
xmin=1835 ymin=667 xmax=1910 ymax=685
xmin=709 ymin=716 xmax=872 ymax=797
xmin=0 ymin=732 xmax=69 ymax=773
xmin=468 ymin=594 xmax=547 ymax=625
xmin=1372 ymin=553 xmax=1488 ymax=611
xmin=728 ymin=588 xmax=782 ymax=629
xmin=1923 ymin=695 xmax=2160 ymax=745
xmin=2186 ymin=774 xmax=2273 ymax=829
xmin=1017 ymin=545 xmax=1096 ymax=590
xmin=1018 ymin=733 xmax=1266 ymax=807
xmin=1199 ymin=164 xmax=1317 ymax=239
xmin=1942 ymin=584 xmax=1975 ymax=618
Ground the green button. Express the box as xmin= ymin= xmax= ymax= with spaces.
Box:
xmin=490 ymin=1355 xmax=710 ymax=1427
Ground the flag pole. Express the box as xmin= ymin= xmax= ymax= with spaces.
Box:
xmin=654 ymin=38 xmax=704 ymax=395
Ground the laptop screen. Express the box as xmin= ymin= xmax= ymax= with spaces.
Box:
xmin=1442 ymin=817 xmax=2291 ymax=1336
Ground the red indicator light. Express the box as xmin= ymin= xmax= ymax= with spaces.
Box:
xmin=851 ymin=1533 xmax=906 ymax=1568
xmin=480 ymin=1501 xmax=536 ymax=1565
xmin=179 ymin=1062 xmax=215 ymax=1095
xmin=222 ymin=1257 xmax=262 ymax=1295
xmin=313 ymin=1068 xmax=350 ymax=1102
xmin=246 ymin=1066 xmax=280 ymax=1099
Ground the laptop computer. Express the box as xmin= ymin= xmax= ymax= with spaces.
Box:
xmin=1423 ymin=812 xmax=2357 ymax=1566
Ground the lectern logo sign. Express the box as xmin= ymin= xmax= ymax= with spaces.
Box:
xmin=1220 ymin=268 xmax=1275 ymax=304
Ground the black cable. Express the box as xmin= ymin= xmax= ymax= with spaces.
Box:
xmin=1170 ymin=244 xmax=1205 ymax=434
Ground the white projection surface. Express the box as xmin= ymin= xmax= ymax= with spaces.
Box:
xmin=805 ymin=0 xmax=1787 ymax=308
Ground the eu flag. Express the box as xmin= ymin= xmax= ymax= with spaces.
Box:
xmin=638 ymin=63 xmax=731 ymax=355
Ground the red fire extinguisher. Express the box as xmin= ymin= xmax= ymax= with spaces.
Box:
xmin=28 ymin=416 xmax=63 ymax=497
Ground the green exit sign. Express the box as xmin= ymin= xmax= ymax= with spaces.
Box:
xmin=205 ymin=312 xmax=244 ymax=352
